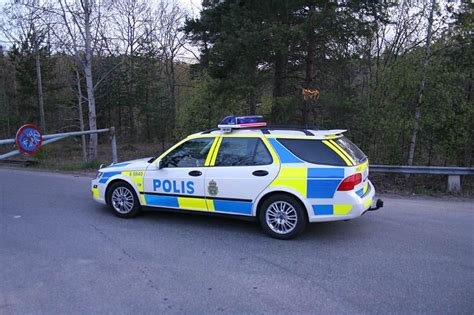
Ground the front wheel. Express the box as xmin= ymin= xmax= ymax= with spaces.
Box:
xmin=259 ymin=194 xmax=307 ymax=240
xmin=107 ymin=182 xmax=141 ymax=218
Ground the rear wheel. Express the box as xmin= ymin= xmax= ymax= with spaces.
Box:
xmin=107 ymin=182 xmax=141 ymax=218
xmin=259 ymin=194 xmax=307 ymax=239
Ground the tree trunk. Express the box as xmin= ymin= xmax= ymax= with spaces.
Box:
xmin=407 ymin=0 xmax=435 ymax=166
xmin=165 ymin=59 xmax=177 ymax=134
xmin=76 ymin=70 xmax=87 ymax=162
xmin=128 ymin=55 xmax=135 ymax=139
xmin=170 ymin=60 xmax=176 ymax=119
xmin=273 ymin=51 xmax=288 ymax=98
xmin=248 ymin=90 xmax=256 ymax=115
xmin=34 ymin=36 xmax=46 ymax=134
xmin=303 ymin=5 xmax=317 ymax=126
xmin=248 ymin=63 xmax=257 ymax=115
xmin=84 ymin=0 xmax=98 ymax=161
xmin=0 ymin=45 xmax=9 ymax=136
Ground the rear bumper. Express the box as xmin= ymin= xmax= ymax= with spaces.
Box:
xmin=366 ymin=198 xmax=384 ymax=212
xmin=308 ymin=180 xmax=380 ymax=222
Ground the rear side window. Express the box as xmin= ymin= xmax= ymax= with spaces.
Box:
xmin=334 ymin=137 xmax=367 ymax=164
xmin=277 ymin=139 xmax=347 ymax=166
xmin=215 ymin=138 xmax=273 ymax=166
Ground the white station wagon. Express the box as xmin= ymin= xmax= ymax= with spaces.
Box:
xmin=91 ymin=116 xmax=383 ymax=239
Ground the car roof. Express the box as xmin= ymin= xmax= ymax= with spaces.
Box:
xmin=190 ymin=128 xmax=347 ymax=139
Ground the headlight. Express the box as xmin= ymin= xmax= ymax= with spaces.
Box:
xmin=96 ymin=172 xmax=104 ymax=179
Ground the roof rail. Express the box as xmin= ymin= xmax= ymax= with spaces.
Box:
xmin=262 ymin=126 xmax=317 ymax=136
xmin=201 ymin=128 xmax=219 ymax=134
xmin=200 ymin=125 xmax=320 ymax=136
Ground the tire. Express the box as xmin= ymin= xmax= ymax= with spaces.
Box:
xmin=259 ymin=194 xmax=307 ymax=240
xmin=106 ymin=181 xmax=141 ymax=218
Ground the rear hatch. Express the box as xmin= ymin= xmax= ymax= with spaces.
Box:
xmin=275 ymin=135 xmax=369 ymax=194
xmin=330 ymin=136 xmax=369 ymax=196
xmin=332 ymin=137 xmax=368 ymax=177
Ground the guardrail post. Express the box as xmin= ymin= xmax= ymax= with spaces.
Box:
xmin=447 ymin=175 xmax=461 ymax=193
xmin=110 ymin=127 xmax=118 ymax=163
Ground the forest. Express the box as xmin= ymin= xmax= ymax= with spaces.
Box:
xmin=0 ymin=0 xmax=472 ymax=168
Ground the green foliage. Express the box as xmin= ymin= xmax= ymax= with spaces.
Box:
xmin=182 ymin=0 xmax=472 ymax=167
xmin=0 ymin=0 xmax=471 ymax=169
xmin=177 ymin=72 xmax=247 ymax=137
xmin=31 ymin=146 xmax=49 ymax=161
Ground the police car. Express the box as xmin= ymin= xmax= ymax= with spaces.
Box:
xmin=91 ymin=116 xmax=383 ymax=239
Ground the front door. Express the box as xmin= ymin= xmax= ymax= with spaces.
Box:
xmin=143 ymin=137 xmax=216 ymax=212
xmin=204 ymin=137 xmax=279 ymax=216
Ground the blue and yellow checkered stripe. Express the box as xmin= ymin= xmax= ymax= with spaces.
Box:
xmin=312 ymin=204 xmax=353 ymax=215
xmin=356 ymin=182 xmax=369 ymax=197
xmin=270 ymin=167 xmax=345 ymax=199
xmin=142 ymin=194 xmax=253 ymax=215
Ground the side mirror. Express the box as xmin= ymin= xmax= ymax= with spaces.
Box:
xmin=156 ymin=160 xmax=164 ymax=170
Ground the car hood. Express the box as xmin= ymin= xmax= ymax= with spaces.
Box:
xmin=100 ymin=157 xmax=152 ymax=172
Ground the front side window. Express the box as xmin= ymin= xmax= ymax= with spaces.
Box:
xmin=162 ymin=138 xmax=214 ymax=168
xmin=215 ymin=138 xmax=272 ymax=167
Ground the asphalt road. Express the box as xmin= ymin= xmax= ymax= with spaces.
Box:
xmin=0 ymin=168 xmax=473 ymax=314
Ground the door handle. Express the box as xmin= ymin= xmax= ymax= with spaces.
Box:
xmin=252 ymin=170 xmax=269 ymax=177
xmin=188 ymin=170 xmax=202 ymax=177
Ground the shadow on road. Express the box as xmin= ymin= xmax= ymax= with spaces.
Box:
xmin=94 ymin=203 xmax=366 ymax=241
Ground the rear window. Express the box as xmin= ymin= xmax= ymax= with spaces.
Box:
xmin=334 ymin=137 xmax=367 ymax=164
xmin=277 ymin=139 xmax=347 ymax=166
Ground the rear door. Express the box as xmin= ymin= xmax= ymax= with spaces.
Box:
xmin=204 ymin=137 xmax=279 ymax=216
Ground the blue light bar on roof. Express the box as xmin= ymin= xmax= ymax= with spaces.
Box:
xmin=218 ymin=115 xmax=267 ymax=130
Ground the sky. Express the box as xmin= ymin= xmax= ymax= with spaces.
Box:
xmin=0 ymin=0 xmax=202 ymax=49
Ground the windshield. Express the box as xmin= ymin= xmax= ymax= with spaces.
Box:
xmin=334 ymin=137 xmax=367 ymax=165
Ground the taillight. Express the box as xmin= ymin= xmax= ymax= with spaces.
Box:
xmin=337 ymin=173 xmax=362 ymax=191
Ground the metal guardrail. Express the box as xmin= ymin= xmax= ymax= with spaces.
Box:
xmin=1 ymin=129 xmax=471 ymax=192
xmin=369 ymin=165 xmax=473 ymax=192
xmin=370 ymin=165 xmax=474 ymax=176
xmin=0 ymin=127 xmax=117 ymax=162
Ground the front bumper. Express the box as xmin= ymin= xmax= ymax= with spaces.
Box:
xmin=91 ymin=179 xmax=106 ymax=204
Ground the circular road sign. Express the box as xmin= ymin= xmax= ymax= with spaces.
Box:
xmin=15 ymin=124 xmax=43 ymax=154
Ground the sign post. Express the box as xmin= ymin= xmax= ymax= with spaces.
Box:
xmin=15 ymin=124 xmax=43 ymax=154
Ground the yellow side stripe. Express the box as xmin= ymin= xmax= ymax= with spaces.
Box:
xmin=334 ymin=204 xmax=352 ymax=215
xmin=356 ymin=160 xmax=368 ymax=172
xmin=205 ymin=137 xmax=219 ymax=166
xmin=364 ymin=198 xmax=373 ymax=208
xmin=209 ymin=137 xmax=222 ymax=166
xmin=322 ymin=140 xmax=353 ymax=166
xmin=329 ymin=140 xmax=356 ymax=165
xmin=177 ymin=197 xmax=208 ymax=212
xmin=270 ymin=167 xmax=307 ymax=197
xmin=206 ymin=199 xmax=215 ymax=212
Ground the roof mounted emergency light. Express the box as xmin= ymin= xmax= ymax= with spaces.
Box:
xmin=218 ymin=115 xmax=267 ymax=132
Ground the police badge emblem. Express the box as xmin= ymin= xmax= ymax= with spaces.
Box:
xmin=207 ymin=180 xmax=219 ymax=196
